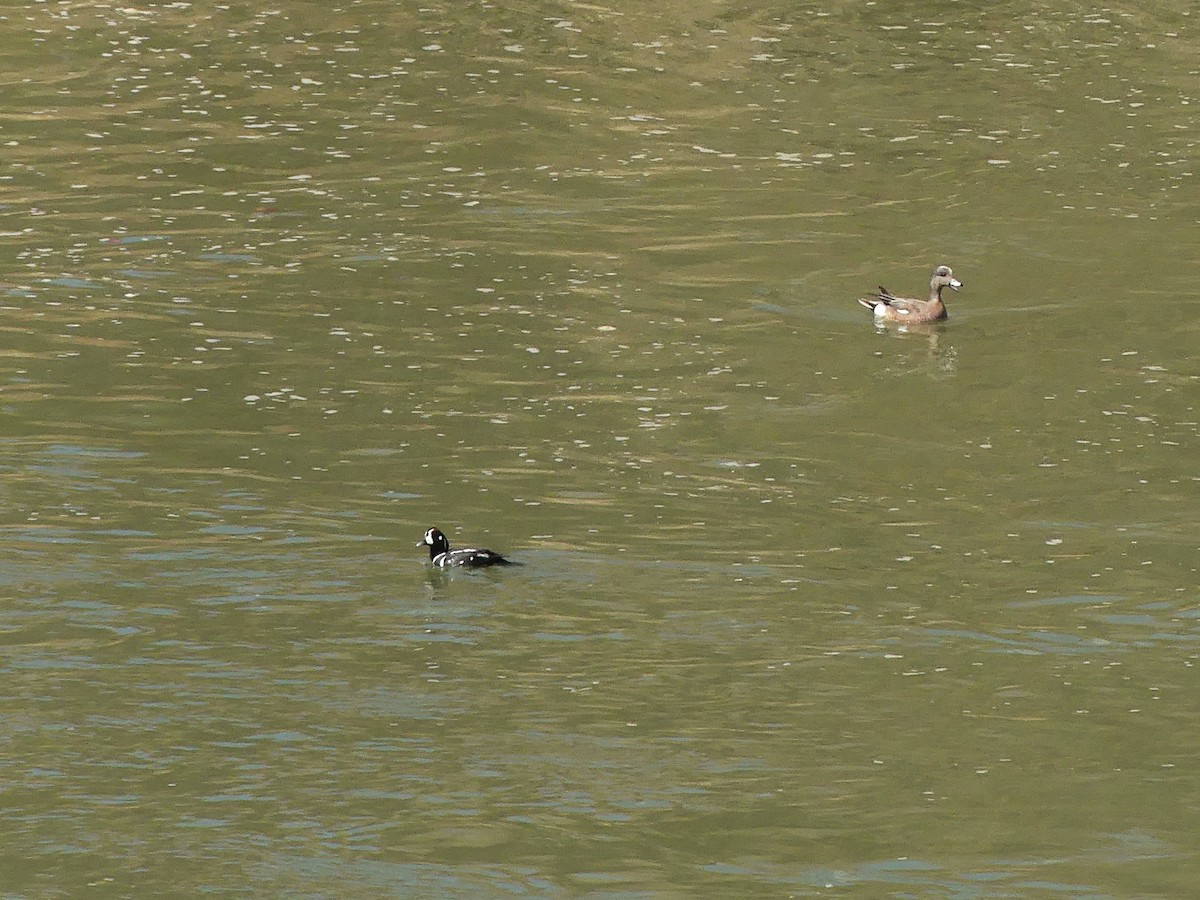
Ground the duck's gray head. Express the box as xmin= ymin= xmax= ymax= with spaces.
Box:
xmin=933 ymin=265 xmax=961 ymax=291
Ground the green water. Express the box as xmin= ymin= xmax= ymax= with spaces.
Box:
xmin=2 ymin=1 xmax=1199 ymax=895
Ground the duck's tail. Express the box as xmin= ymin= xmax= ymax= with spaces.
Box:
xmin=860 ymin=287 xmax=895 ymax=310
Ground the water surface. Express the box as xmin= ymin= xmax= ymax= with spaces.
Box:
xmin=3 ymin=1 xmax=1199 ymax=895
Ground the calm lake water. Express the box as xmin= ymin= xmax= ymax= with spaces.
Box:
xmin=3 ymin=1 xmax=1199 ymax=895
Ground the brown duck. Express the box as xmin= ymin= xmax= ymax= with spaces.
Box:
xmin=858 ymin=265 xmax=961 ymax=324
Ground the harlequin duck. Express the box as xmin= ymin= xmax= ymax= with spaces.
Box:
xmin=418 ymin=527 xmax=516 ymax=568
